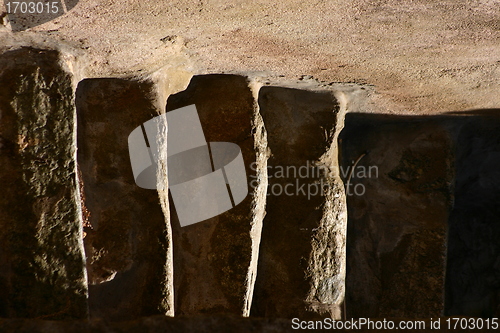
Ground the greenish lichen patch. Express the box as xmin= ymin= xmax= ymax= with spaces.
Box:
xmin=0 ymin=47 xmax=88 ymax=319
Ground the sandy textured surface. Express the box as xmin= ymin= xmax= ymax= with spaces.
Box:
xmin=2 ymin=0 xmax=500 ymax=112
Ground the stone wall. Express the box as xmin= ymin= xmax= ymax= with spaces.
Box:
xmin=0 ymin=43 xmax=354 ymax=322
xmin=1 ymin=38 xmax=500 ymax=332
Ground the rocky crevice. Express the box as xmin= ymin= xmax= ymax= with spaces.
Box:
xmin=3 ymin=42 xmax=500 ymax=329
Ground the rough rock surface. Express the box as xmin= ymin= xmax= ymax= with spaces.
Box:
xmin=340 ymin=112 xmax=500 ymax=319
xmin=1 ymin=0 xmax=498 ymax=115
xmin=76 ymin=78 xmax=175 ymax=320
xmin=0 ymin=47 xmax=88 ymax=319
xmin=251 ymin=85 xmax=348 ymax=319
xmin=340 ymin=114 xmax=455 ymax=318
xmin=446 ymin=113 xmax=500 ymax=318
xmin=1 ymin=3 xmax=500 ymax=324
xmin=166 ymin=74 xmax=266 ymax=316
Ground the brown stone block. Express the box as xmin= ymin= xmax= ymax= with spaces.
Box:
xmin=251 ymin=85 xmax=348 ymax=319
xmin=0 ymin=47 xmax=87 ymax=319
xmin=166 ymin=74 xmax=267 ymax=316
xmin=76 ymin=78 xmax=173 ymax=319
xmin=341 ymin=114 xmax=454 ymax=318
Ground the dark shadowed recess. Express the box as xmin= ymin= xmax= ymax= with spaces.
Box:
xmin=340 ymin=110 xmax=500 ymax=319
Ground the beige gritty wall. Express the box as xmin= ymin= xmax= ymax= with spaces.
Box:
xmin=0 ymin=0 xmax=494 ymax=114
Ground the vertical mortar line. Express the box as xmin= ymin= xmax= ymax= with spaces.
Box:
xmin=147 ymin=77 xmax=174 ymax=317
xmin=148 ymin=65 xmax=192 ymax=317
xmin=69 ymin=57 xmax=90 ymax=319
xmin=333 ymin=90 xmax=350 ymax=321
xmin=243 ymin=78 xmax=267 ymax=317
xmin=73 ymin=97 xmax=90 ymax=319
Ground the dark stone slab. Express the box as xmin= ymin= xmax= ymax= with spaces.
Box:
xmin=341 ymin=114 xmax=454 ymax=318
xmin=76 ymin=78 xmax=173 ymax=320
xmin=445 ymin=114 xmax=500 ymax=318
xmin=0 ymin=47 xmax=88 ymax=319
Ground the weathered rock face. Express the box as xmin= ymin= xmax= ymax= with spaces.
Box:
xmin=0 ymin=48 xmax=88 ymax=319
xmin=166 ymin=74 xmax=267 ymax=316
xmin=340 ymin=112 xmax=500 ymax=319
xmin=251 ymin=86 xmax=348 ymax=319
xmin=76 ymin=78 xmax=174 ymax=320
xmin=341 ymin=114 xmax=455 ymax=318
xmin=4 ymin=38 xmax=500 ymax=327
